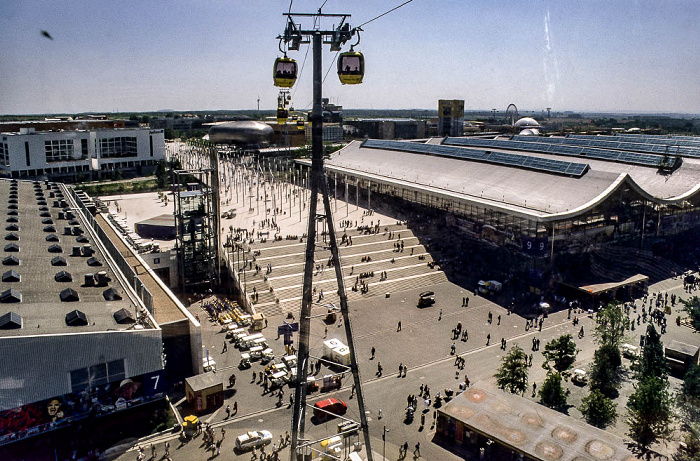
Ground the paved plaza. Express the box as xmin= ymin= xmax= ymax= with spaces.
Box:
xmin=94 ymin=156 xmax=700 ymax=461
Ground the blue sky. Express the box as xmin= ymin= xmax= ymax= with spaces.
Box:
xmin=1 ymin=0 xmax=698 ymax=114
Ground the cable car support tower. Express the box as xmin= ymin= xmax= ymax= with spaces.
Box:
xmin=277 ymin=12 xmax=373 ymax=461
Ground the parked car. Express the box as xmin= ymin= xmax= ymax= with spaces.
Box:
xmin=313 ymin=398 xmax=347 ymax=422
xmin=417 ymin=291 xmax=435 ymax=307
xmin=235 ymin=430 xmax=273 ymax=451
xmin=478 ymin=280 xmax=502 ymax=296
xmin=622 ymin=343 xmax=640 ymax=360
xmin=572 ymin=368 xmax=587 ymax=385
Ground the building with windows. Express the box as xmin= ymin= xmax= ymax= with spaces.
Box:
xmin=0 ymin=178 xmax=201 ymax=448
xmin=438 ymin=99 xmax=465 ymax=137
xmin=344 ymin=118 xmax=427 ymax=140
xmin=0 ymin=127 xmax=165 ymax=181
xmin=299 ymin=133 xmax=700 ymax=291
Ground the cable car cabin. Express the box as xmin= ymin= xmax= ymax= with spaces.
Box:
xmin=297 ymin=119 xmax=305 ymax=130
xmin=274 ymin=57 xmax=297 ymax=88
xmin=337 ymin=51 xmax=364 ymax=85
xmin=276 ymin=108 xmax=288 ymax=125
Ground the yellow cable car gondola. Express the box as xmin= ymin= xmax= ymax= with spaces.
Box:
xmin=273 ymin=56 xmax=297 ymax=88
xmin=337 ymin=48 xmax=364 ymax=85
xmin=276 ymin=107 xmax=288 ymax=125
xmin=297 ymin=118 xmax=305 ymax=130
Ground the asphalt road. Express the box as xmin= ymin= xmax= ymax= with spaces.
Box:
xmin=107 ymin=276 xmax=650 ymax=461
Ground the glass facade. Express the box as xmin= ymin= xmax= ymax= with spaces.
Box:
xmin=323 ymin=168 xmax=700 ymax=257
xmin=0 ymin=143 xmax=8 ymax=167
xmin=44 ymin=139 xmax=74 ymax=162
xmin=99 ymin=136 xmax=138 ymax=158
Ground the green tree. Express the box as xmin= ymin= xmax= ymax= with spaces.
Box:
xmin=627 ymin=375 xmax=672 ymax=447
xmin=155 ymin=160 xmax=169 ymax=188
xmin=579 ymin=389 xmax=617 ymax=428
xmin=542 ymin=334 xmax=579 ymax=375
xmin=682 ymin=364 xmax=700 ymax=403
xmin=594 ymin=302 xmax=626 ymax=348
xmin=495 ymin=345 xmax=529 ymax=395
xmin=636 ymin=324 xmax=667 ymax=380
xmin=589 ymin=343 xmax=622 ymax=397
xmin=538 ymin=373 xmax=567 ymax=410
xmin=680 ymin=296 xmax=700 ymax=331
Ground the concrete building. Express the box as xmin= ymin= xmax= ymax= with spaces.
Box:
xmin=0 ymin=127 xmax=165 ymax=181
xmin=0 ymin=179 xmax=201 ymax=447
xmin=150 ymin=116 xmax=204 ymax=132
xmin=344 ymin=118 xmax=427 ymax=140
xmin=297 ymin=133 xmax=700 ymax=297
xmin=436 ymin=386 xmax=637 ymax=460
xmin=438 ymin=100 xmax=465 ymax=137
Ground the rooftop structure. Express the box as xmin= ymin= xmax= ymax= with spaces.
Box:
xmin=437 ymin=386 xmax=637 ymax=460
xmin=0 ymin=179 xmax=148 ymax=337
xmin=0 ymin=178 xmax=202 ymax=447
xmin=299 ymin=134 xmax=699 ymax=261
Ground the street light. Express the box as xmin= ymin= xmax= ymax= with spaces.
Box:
xmin=382 ymin=426 xmax=389 ymax=461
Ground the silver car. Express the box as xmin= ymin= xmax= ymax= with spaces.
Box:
xmin=235 ymin=430 xmax=273 ymax=451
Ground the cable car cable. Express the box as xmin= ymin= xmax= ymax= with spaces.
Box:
xmin=323 ymin=50 xmax=340 ymax=84
xmin=292 ymin=43 xmax=311 ymax=100
xmin=357 ymin=0 xmax=413 ymax=29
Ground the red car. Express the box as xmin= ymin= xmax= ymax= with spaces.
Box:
xmin=313 ymin=398 xmax=347 ymax=422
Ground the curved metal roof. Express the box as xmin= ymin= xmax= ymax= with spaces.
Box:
xmin=320 ymin=139 xmax=700 ymax=222
xmin=208 ymin=120 xmax=273 ymax=145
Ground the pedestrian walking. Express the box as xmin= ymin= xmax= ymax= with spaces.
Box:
xmin=497 ymin=314 xmax=501 ymax=325
xmin=371 ymin=346 xmax=376 ymax=359
xmin=438 ymin=309 xmax=442 ymax=321
xmin=403 ymin=441 xmax=409 ymax=456
xmin=398 ymin=363 xmax=404 ymax=377
xmin=377 ymin=362 xmax=383 ymax=377
xmin=164 ymin=441 xmax=170 ymax=457
xmin=222 ymin=341 xmax=227 ymax=353
xmin=233 ymin=401 xmax=238 ymax=414
xmin=150 ymin=444 xmax=156 ymax=459
xmin=403 ymin=364 xmax=408 ymax=377
xmin=486 ymin=333 xmax=491 ymax=345
xmin=225 ymin=404 xmax=231 ymax=419
xmin=397 ymin=320 xmax=402 ymax=331
xmin=414 ymin=442 xmax=421 ymax=457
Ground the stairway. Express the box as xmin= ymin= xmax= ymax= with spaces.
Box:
xmin=234 ymin=223 xmax=448 ymax=317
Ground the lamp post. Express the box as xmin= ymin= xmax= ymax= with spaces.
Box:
xmin=382 ymin=426 xmax=389 ymax=460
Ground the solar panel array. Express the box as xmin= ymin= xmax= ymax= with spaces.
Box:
xmin=566 ymin=134 xmax=700 ymax=158
xmin=444 ymin=137 xmax=664 ymax=167
xmin=361 ymin=139 xmax=589 ymax=177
